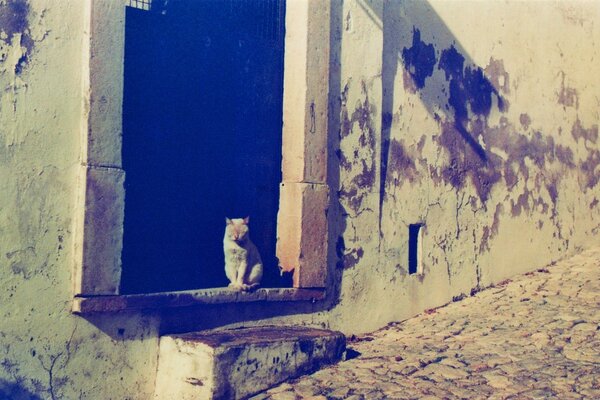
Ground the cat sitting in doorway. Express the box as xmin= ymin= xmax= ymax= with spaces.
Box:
xmin=224 ymin=217 xmax=263 ymax=291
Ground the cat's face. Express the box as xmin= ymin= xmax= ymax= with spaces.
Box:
xmin=225 ymin=217 xmax=250 ymax=242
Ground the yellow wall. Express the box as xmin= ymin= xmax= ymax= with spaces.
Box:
xmin=1 ymin=1 xmax=599 ymax=398
xmin=1 ymin=1 xmax=157 ymax=398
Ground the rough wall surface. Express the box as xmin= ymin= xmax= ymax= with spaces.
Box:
xmin=0 ymin=1 xmax=158 ymax=399
xmin=0 ymin=0 xmax=599 ymax=398
xmin=328 ymin=0 xmax=600 ymax=333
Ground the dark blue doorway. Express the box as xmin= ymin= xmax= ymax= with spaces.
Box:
xmin=120 ymin=0 xmax=286 ymax=293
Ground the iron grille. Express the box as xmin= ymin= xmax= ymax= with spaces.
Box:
xmin=126 ymin=0 xmax=152 ymax=11
xmin=126 ymin=0 xmax=284 ymax=43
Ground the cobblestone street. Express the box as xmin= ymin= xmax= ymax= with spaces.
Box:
xmin=253 ymin=248 xmax=600 ymax=400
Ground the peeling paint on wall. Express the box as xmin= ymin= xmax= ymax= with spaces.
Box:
xmin=0 ymin=0 xmax=34 ymax=75
xmin=336 ymin=0 xmax=600 ymax=334
xmin=557 ymin=71 xmax=579 ymax=109
xmin=401 ymin=28 xmax=436 ymax=92
xmin=339 ymin=81 xmax=377 ymax=216
xmin=2 ymin=2 xmax=600 ymax=398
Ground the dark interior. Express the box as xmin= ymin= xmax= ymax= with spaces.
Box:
xmin=120 ymin=0 xmax=287 ymax=293
xmin=408 ymin=224 xmax=422 ymax=275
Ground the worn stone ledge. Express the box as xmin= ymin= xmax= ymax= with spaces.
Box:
xmin=72 ymin=288 xmax=326 ymax=314
xmin=154 ymin=326 xmax=345 ymax=399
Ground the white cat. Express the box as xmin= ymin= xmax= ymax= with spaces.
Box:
xmin=224 ymin=216 xmax=263 ymax=291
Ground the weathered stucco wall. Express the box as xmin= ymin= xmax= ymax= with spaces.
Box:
xmin=327 ymin=0 xmax=600 ymax=333
xmin=0 ymin=1 xmax=158 ymax=399
xmin=1 ymin=0 xmax=599 ymax=399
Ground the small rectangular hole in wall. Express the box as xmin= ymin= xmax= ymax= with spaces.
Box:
xmin=408 ymin=223 xmax=423 ymax=275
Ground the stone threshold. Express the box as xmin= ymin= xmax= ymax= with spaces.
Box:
xmin=72 ymin=288 xmax=326 ymax=313
xmin=154 ymin=326 xmax=346 ymax=399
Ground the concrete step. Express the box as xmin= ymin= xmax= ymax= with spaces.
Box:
xmin=153 ymin=325 xmax=346 ymax=400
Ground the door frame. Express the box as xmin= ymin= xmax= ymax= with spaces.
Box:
xmin=72 ymin=0 xmax=331 ymax=302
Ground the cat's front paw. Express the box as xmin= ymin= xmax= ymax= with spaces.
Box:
xmin=228 ymin=282 xmax=243 ymax=291
xmin=240 ymin=283 xmax=259 ymax=292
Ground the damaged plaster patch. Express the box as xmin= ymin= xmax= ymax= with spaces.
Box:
xmin=479 ymin=203 xmax=503 ymax=254
xmin=0 ymin=0 xmax=29 ymax=42
xmin=336 ymin=234 xmax=364 ymax=270
xmin=7 ymin=246 xmax=36 ymax=279
xmin=580 ymin=149 xmax=600 ymax=190
xmin=519 ymin=113 xmax=531 ymax=130
xmin=393 ymin=37 xmax=596 ymax=251
xmin=436 ymin=120 xmax=502 ymax=202
xmin=571 ymin=118 xmax=598 ymax=143
xmin=0 ymin=0 xmax=34 ymax=75
xmin=339 ymin=81 xmax=377 ymax=215
xmin=387 ymin=139 xmax=417 ymax=186
xmin=555 ymin=144 xmax=575 ymax=168
xmin=557 ymin=71 xmax=579 ymax=109
xmin=484 ymin=57 xmax=510 ymax=95
xmin=402 ymin=28 xmax=436 ymax=93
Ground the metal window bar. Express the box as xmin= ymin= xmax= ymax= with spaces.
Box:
xmin=126 ymin=0 xmax=284 ymax=43
xmin=126 ymin=0 xmax=152 ymax=11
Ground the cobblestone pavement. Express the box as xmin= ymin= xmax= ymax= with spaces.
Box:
xmin=252 ymin=248 xmax=600 ymax=400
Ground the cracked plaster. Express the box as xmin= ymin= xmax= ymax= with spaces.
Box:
xmin=1 ymin=1 xmax=600 ymax=398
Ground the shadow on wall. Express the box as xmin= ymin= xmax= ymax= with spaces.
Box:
xmin=336 ymin=0 xmax=599 ymax=277
xmin=0 ymin=380 xmax=43 ymax=400
xmin=373 ymin=0 xmax=507 ymax=211
xmin=325 ymin=0 xmax=347 ymax=310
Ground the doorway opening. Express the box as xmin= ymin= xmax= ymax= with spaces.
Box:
xmin=120 ymin=0 xmax=287 ymax=293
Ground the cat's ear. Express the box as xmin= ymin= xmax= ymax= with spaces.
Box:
xmin=225 ymin=217 xmax=232 ymax=225
xmin=243 ymin=216 xmax=250 ymax=224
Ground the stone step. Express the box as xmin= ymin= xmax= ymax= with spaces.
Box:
xmin=153 ymin=325 xmax=346 ymax=400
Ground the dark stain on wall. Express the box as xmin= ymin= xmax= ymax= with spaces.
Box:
xmin=570 ymin=119 xmax=600 ymax=190
xmin=437 ymin=120 xmax=502 ymax=202
xmin=485 ymin=58 xmax=510 ymax=95
xmin=0 ymin=0 xmax=34 ymax=75
xmin=335 ymin=148 xmax=352 ymax=172
xmin=546 ymin=178 xmax=559 ymax=208
xmin=438 ymin=45 xmax=464 ymax=81
xmin=334 ymin=235 xmax=364 ymax=270
xmin=438 ymin=45 xmax=503 ymax=164
xmin=510 ymin=192 xmax=527 ymax=217
xmin=400 ymin=36 xmax=599 ymax=227
xmin=572 ymin=118 xmax=598 ymax=143
xmin=387 ymin=139 xmax=417 ymax=185
xmin=479 ymin=203 xmax=503 ymax=254
xmin=0 ymin=0 xmax=33 ymax=75
xmin=0 ymin=0 xmax=29 ymax=42
xmin=558 ymin=71 xmax=579 ymax=109
xmin=581 ymin=149 xmax=600 ymax=190
xmin=554 ymin=143 xmax=575 ymax=168
xmin=440 ymin=45 xmax=504 ymax=121
xmin=343 ymin=247 xmax=364 ymax=270
xmin=0 ymin=380 xmax=43 ymax=400
xmin=401 ymin=28 xmax=436 ymax=92
xmin=339 ymin=82 xmax=377 ymax=214
xmin=519 ymin=113 xmax=531 ymax=130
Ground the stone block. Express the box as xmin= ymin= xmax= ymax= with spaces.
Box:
xmin=281 ymin=0 xmax=330 ymax=184
xmin=73 ymin=165 xmax=125 ymax=295
xmin=153 ymin=326 xmax=345 ymax=400
xmin=276 ymin=182 xmax=329 ymax=288
xmin=83 ymin=0 xmax=125 ymax=167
